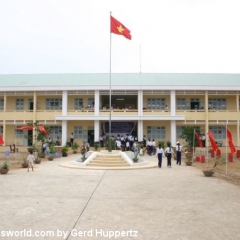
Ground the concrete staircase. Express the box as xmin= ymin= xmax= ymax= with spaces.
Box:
xmin=87 ymin=152 xmax=130 ymax=167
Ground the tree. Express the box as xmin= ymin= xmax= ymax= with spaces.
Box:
xmin=180 ymin=126 xmax=195 ymax=148
xmin=27 ymin=121 xmax=50 ymax=145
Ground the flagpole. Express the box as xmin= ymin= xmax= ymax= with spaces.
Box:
xmin=109 ymin=12 xmax=112 ymax=152
xmin=193 ymin=129 xmax=195 ymax=162
xmin=140 ymin=45 xmax=141 ymax=74
xmin=225 ymin=123 xmax=228 ymax=174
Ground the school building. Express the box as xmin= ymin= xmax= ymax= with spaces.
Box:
xmin=0 ymin=73 xmax=240 ymax=148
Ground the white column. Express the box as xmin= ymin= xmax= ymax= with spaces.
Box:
xmin=95 ymin=90 xmax=99 ymax=116
xmin=138 ymin=120 xmax=143 ymax=141
xmin=94 ymin=120 xmax=100 ymax=142
xmin=171 ymin=120 xmax=176 ymax=146
xmin=138 ymin=90 xmax=143 ymax=116
xmin=170 ymin=90 xmax=176 ymax=115
xmin=4 ymin=92 xmax=6 ymax=113
xmin=62 ymin=120 xmax=67 ymax=147
xmin=62 ymin=91 xmax=68 ymax=115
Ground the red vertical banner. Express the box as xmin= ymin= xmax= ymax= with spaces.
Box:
xmin=195 ymin=132 xmax=203 ymax=147
xmin=0 ymin=135 xmax=4 ymax=144
xmin=207 ymin=131 xmax=219 ymax=152
xmin=227 ymin=129 xmax=236 ymax=155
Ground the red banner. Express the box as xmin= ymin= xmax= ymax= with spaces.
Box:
xmin=207 ymin=131 xmax=219 ymax=151
xmin=227 ymin=129 xmax=236 ymax=155
xmin=195 ymin=132 xmax=203 ymax=147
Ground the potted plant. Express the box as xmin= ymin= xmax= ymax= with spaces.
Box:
xmin=61 ymin=146 xmax=69 ymax=157
xmin=22 ymin=157 xmax=28 ymax=168
xmin=38 ymin=149 xmax=45 ymax=158
xmin=185 ymin=152 xmax=193 ymax=166
xmin=0 ymin=160 xmax=9 ymax=174
xmin=81 ymin=143 xmax=87 ymax=162
xmin=94 ymin=141 xmax=99 ymax=151
xmin=48 ymin=145 xmax=56 ymax=161
xmin=202 ymin=156 xmax=225 ymax=177
xmin=72 ymin=142 xmax=79 ymax=154
xmin=133 ymin=157 xmax=139 ymax=163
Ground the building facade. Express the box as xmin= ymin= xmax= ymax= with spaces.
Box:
xmin=0 ymin=73 xmax=240 ymax=147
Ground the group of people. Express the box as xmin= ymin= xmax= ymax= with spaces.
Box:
xmin=155 ymin=141 xmax=183 ymax=168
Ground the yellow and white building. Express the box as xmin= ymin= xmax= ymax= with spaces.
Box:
xmin=0 ymin=73 xmax=240 ymax=147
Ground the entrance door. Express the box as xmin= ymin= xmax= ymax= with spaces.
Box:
xmin=28 ymin=130 xmax=33 ymax=146
xmin=88 ymin=126 xmax=94 ymax=146
xmin=190 ymin=98 xmax=200 ymax=110
xmin=29 ymin=99 xmax=33 ymax=111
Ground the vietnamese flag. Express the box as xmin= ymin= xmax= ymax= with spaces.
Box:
xmin=0 ymin=135 xmax=4 ymax=144
xmin=207 ymin=131 xmax=219 ymax=151
xmin=195 ymin=132 xmax=203 ymax=147
xmin=110 ymin=16 xmax=131 ymax=40
xmin=227 ymin=129 xmax=236 ymax=155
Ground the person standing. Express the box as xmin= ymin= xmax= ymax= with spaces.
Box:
xmin=165 ymin=142 xmax=174 ymax=168
xmin=176 ymin=141 xmax=182 ymax=165
xmin=27 ymin=150 xmax=35 ymax=172
xmin=201 ymin=134 xmax=206 ymax=147
xmin=70 ymin=132 xmax=74 ymax=146
xmin=156 ymin=144 xmax=164 ymax=168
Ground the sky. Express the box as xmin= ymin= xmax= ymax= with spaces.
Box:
xmin=0 ymin=0 xmax=240 ymax=74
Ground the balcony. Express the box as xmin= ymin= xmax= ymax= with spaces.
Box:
xmin=3 ymin=110 xmax=34 ymax=121
xmin=99 ymin=109 xmax=138 ymax=116
xmin=68 ymin=109 xmax=95 ymax=116
xmin=176 ymin=110 xmax=206 ymax=121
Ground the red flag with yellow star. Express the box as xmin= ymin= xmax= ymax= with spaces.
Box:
xmin=110 ymin=16 xmax=131 ymax=40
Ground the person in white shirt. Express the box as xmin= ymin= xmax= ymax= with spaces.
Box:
xmin=27 ymin=150 xmax=35 ymax=172
xmin=176 ymin=141 xmax=183 ymax=165
xmin=125 ymin=141 xmax=130 ymax=151
xmin=70 ymin=132 xmax=74 ymax=146
xmin=152 ymin=139 xmax=156 ymax=155
xmin=165 ymin=142 xmax=174 ymax=168
xmin=156 ymin=144 xmax=164 ymax=168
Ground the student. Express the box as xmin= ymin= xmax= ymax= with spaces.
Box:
xmin=156 ymin=144 xmax=164 ymax=168
xmin=165 ymin=142 xmax=174 ymax=168
xmin=27 ymin=150 xmax=35 ymax=172
xmin=70 ymin=132 xmax=74 ymax=146
xmin=176 ymin=141 xmax=183 ymax=165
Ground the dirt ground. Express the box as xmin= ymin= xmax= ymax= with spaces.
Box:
xmin=192 ymin=157 xmax=240 ymax=187
xmin=1 ymin=152 xmax=240 ymax=187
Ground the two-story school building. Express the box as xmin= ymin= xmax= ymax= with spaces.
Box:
xmin=0 ymin=73 xmax=240 ymax=148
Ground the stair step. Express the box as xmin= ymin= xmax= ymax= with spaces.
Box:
xmin=87 ymin=162 xmax=129 ymax=167
xmin=93 ymin=158 xmax=124 ymax=161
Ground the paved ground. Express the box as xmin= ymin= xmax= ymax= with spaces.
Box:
xmin=0 ymin=154 xmax=240 ymax=240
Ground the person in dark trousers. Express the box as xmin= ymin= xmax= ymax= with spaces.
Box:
xmin=156 ymin=144 xmax=164 ymax=168
xmin=165 ymin=142 xmax=174 ymax=168
xmin=176 ymin=141 xmax=182 ymax=165
xmin=70 ymin=132 xmax=74 ymax=146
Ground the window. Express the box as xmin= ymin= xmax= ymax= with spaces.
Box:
xmin=46 ymin=98 xmax=62 ymax=110
xmin=147 ymin=98 xmax=165 ymax=109
xmin=147 ymin=126 xmax=165 ymax=140
xmin=209 ymin=126 xmax=226 ymax=139
xmin=208 ymin=98 xmax=226 ymax=110
xmin=48 ymin=126 xmax=62 ymax=140
xmin=177 ymin=98 xmax=186 ymax=110
xmin=74 ymin=126 xmax=84 ymax=139
xmin=16 ymin=99 xmax=24 ymax=110
xmin=0 ymin=126 xmax=3 ymax=134
xmin=0 ymin=99 xmax=3 ymax=110
xmin=88 ymin=98 xmax=94 ymax=108
xmin=74 ymin=98 xmax=84 ymax=109
xmin=15 ymin=126 xmax=24 ymax=138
